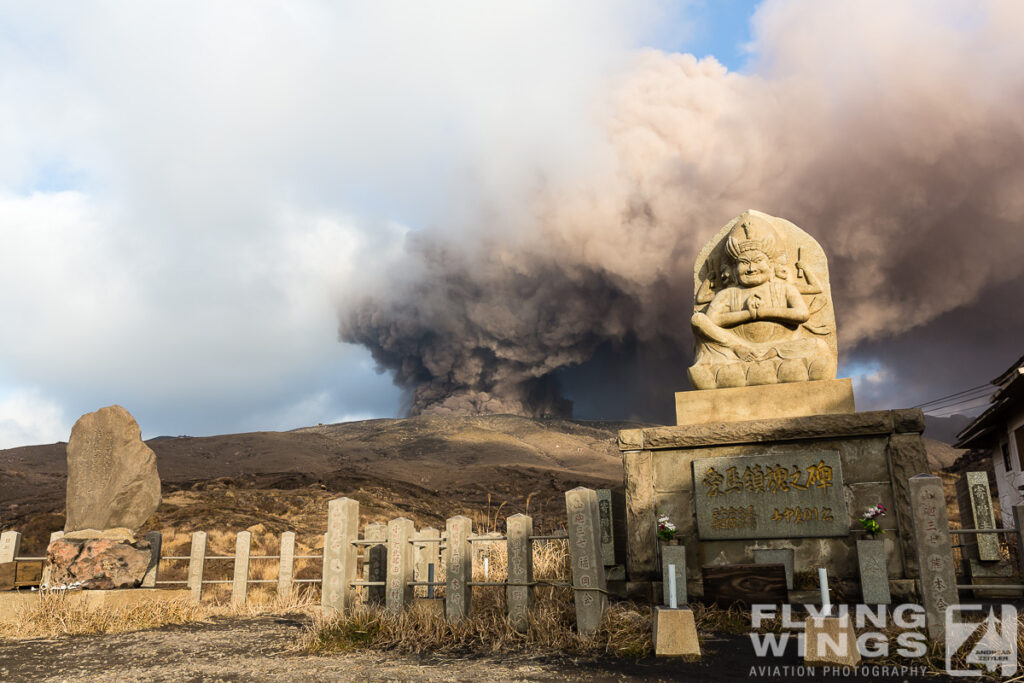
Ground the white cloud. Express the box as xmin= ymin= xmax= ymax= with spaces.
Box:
xmin=0 ymin=388 xmax=69 ymax=449
xmin=0 ymin=1 xmax=669 ymax=445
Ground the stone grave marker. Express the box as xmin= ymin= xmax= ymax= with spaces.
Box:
xmin=506 ymin=513 xmax=533 ymax=632
xmin=956 ymin=471 xmax=1000 ymax=562
xmin=856 ymin=539 xmax=890 ymax=604
xmin=386 ymin=518 xmax=415 ymax=613
xmin=908 ymin=474 xmax=957 ymax=639
xmin=565 ymin=487 xmax=607 ymax=635
xmin=445 ymin=516 xmax=472 ymax=620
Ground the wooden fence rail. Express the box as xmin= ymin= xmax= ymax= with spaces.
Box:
xmin=1 ymin=487 xmax=611 ymax=634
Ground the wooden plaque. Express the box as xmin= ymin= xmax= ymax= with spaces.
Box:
xmin=702 ymin=563 xmax=788 ymax=606
xmin=15 ymin=560 xmax=43 ymax=587
xmin=0 ymin=562 xmax=15 ymax=591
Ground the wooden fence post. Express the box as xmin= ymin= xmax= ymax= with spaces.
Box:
xmin=0 ymin=531 xmax=21 ymax=563
xmin=322 ymin=497 xmax=359 ymax=616
xmin=445 ymin=516 xmax=472 ymax=620
xmin=386 ymin=518 xmax=415 ymax=613
xmin=363 ymin=523 xmax=386 ymax=604
xmin=187 ymin=531 xmax=207 ymax=603
xmin=506 ymin=513 xmax=533 ymax=632
xmin=142 ymin=531 xmax=162 ymax=588
xmin=565 ymin=487 xmax=607 ymax=635
xmin=277 ymin=531 xmax=295 ymax=600
xmin=40 ymin=531 xmax=63 ymax=587
xmin=231 ymin=531 xmax=251 ymax=606
xmin=415 ymin=527 xmax=440 ymax=598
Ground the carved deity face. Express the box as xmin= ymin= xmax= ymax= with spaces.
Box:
xmin=735 ymin=251 xmax=772 ymax=286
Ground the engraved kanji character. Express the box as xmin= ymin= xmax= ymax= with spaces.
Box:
xmin=743 ymin=464 xmax=765 ymax=493
xmin=788 ymin=465 xmax=809 ymax=491
xmin=805 ymin=460 xmax=834 ymax=490
xmin=766 ymin=465 xmax=791 ymax=494
xmin=703 ymin=467 xmax=725 ymax=497
xmin=725 ymin=466 xmax=743 ymax=494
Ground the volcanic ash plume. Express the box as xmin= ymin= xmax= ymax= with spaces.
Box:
xmin=338 ymin=1 xmax=1024 ymax=417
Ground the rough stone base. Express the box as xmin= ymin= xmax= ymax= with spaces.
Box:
xmin=804 ymin=616 xmax=861 ymax=667
xmin=47 ymin=537 xmax=152 ymax=589
xmin=674 ymin=378 xmax=854 ymax=426
xmin=654 ymin=606 xmax=701 ymax=657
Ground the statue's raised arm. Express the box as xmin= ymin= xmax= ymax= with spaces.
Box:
xmin=687 ymin=211 xmax=837 ymax=390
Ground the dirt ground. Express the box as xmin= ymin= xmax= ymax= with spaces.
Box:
xmin=0 ymin=614 xmax=962 ymax=683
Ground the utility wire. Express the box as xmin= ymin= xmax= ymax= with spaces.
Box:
xmin=912 ymin=383 xmax=992 ymax=410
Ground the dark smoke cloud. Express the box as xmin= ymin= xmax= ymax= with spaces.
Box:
xmin=339 ymin=1 xmax=1024 ymax=418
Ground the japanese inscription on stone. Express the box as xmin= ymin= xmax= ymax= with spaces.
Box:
xmin=692 ymin=451 xmax=848 ymax=539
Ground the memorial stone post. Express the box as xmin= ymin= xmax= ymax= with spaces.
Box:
xmin=565 ymin=487 xmax=607 ymax=635
xmin=322 ymin=497 xmax=358 ymax=616
xmin=232 ymin=530 xmax=251 ymax=606
xmin=909 ymin=474 xmax=958 ymax=638
xmin=277 ymin=531 xmax=295 ymax=600
xmin=363 ymin=523 xmax=386 ymax=604
xmin=386 ymin=518 xmax=415 ymax=613
xmin=506 ymin=513 xmax=533 ymax=632
xmin=187 ymin=530 xmax=207 ymax=602
xmin=445 ymin=516 xmax=472 ymax=620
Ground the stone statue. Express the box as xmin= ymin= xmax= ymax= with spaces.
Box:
xmin=688 ymin=210 xmax=837 ymax=390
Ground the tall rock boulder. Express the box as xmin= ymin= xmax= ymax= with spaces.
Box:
xmin=64 ymin=405 xmax=161 ymax=533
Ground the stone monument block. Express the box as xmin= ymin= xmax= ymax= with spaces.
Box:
xmin=688 ymin=210 xmax=837 ymax=390
xmin=956 ymin=471 xmax=1000 ymax=562
xmin=856 ymin=538 xmax=891 ymax=605
xmin=65 ymin=405 xmax=161 ymax=533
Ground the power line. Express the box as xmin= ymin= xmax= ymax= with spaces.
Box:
xmin=912 ymin=383 xmax=992 ymax=410
xmin=916 ymin=388 xmax=993 ymax=413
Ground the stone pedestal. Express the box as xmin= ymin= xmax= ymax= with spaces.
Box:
xmin=47 ymin=537 xmax=153 ymax=589
xmin=804 ymin=616 xmax=861 ymax=667
xmin=620 ymin=409 xmax=928 ymax=596
xmin=675 ymin=379 xmax=854 ymax=426
xmin=856 ymin=538 xmax=891 ymax=605
xmin=654 ymin=606 xmax=701 ymax=657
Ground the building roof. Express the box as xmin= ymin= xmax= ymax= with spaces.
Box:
xmin=955 ymin=354 xmax=1024 ymax=449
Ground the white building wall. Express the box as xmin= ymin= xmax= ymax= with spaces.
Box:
xmin=994 ymin=404 xmax=1024 ymax=528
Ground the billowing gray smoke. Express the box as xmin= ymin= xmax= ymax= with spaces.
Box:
xmin=339 ymin=1 xmax=1024 ymax=418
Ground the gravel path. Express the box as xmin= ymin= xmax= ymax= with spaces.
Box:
xmin=0 ymin=615 xmax=959 ymax=682
xmin=0 ymin=615 xmax=682 ymax=682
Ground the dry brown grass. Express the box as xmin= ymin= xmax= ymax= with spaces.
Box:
xmin=0 ymin=586 xmax=318 ymax=640
xmin=303 ymin=597 xmax=653 ymax=659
